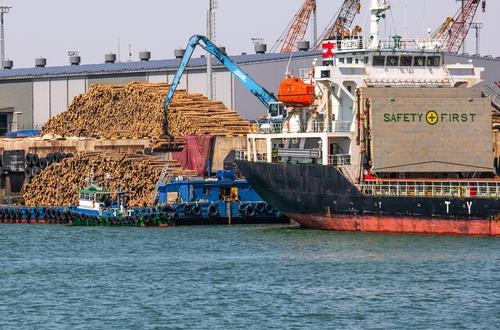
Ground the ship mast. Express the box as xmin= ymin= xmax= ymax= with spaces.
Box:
xmin=369 ymin=0 xmax=391 ymax=49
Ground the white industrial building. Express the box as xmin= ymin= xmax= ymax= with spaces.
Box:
xmin=0 ymin=50 xmax=498 ymax=135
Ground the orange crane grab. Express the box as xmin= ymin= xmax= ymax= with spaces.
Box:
xmin=272 ymin=0 xmax=317 ymax=53
xmin=315 ymin=0 xmax=361 ymax=49
xmin=440 ymin=0 xmax=486 ymax=54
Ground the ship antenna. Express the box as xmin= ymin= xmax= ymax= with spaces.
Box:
xmin=285 ymin=53 xmax=293 ymax=78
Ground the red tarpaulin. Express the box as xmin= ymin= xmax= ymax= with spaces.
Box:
xmin=172 ymin=135 xmax=214 ymax=176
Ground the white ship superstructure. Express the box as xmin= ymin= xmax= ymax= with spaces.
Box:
xmin=243 ymin=0 xmax=484 ymax=183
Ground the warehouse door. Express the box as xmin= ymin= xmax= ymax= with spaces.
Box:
xmin=0 ymin=114 xmax=7 ymax=135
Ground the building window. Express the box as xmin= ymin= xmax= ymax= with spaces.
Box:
xmin=427 ymin=56 xmax=441 ymax=67
xmin=414 ymin=56 xmax=426 ymax=67
xmin=346 ymin=57 xmax=353 ymax=64
xmin=386 ymin=56 xmax=399 ymax=66
xmin=373 ymin=56 xmax=385 ymax=66
xmin=400 ymin=56 xmax=412 ymax=66
xmin=338 ymin=57 xmax=345 ymax=64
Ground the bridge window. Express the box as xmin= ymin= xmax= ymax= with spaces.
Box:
xmin=346 ymin=57 xmax=353 ymax=64
xmin=386 ymin=56 xmax=399 ymax=66
xmin=414 ymin=56 xmax=425 ymax=67
xmin=400 ymin=56 xmax=412 ymax=66
xmin=364 ymin=56 xmax=369 ymax=64
xmin=338 ymin=57 xmax=345 ymax=64
xmin=373 ymin=56 xmax=385 ymax=66
xmin=427 ymin=56 xmax=441 ymax=67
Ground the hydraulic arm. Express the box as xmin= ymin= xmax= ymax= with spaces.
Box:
xmin=163 ymin=35 xmax=283 ymax=135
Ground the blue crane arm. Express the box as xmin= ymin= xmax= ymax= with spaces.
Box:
xmin=163 ymin=35 xmax=282 ymax=135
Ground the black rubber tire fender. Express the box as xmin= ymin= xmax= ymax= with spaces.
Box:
xmin=245 ymin=204 xmax=256 ymax=217
xmin=208 ymin=203 xmax=218 ymax=217
xmin=192 ymin=205 xmax=201 ymax=216
xmin=265 ymin=203 xmax=274 ymax=214
xmin=256 ymin=202 xmax=265 ymax=213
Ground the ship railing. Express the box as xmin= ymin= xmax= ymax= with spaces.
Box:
xmin=312 ymin=121 xmax=324 ymax=132
xmin=328 ymin=154 xmax=351 ymax=166
xmin=235 ymin=149 xmax=268 ymax=162
xmin=377 ymin=39 xmax=423 ymax=51
xmin=235 ymin=149 xmax=248 ymax=161
xmin=361 ymin=180 xmax=500 ymax=199
xmin=333 ymin=120 xmax=351 ymax=132
xmin=256 ymin=122 xmax=283 ymax=134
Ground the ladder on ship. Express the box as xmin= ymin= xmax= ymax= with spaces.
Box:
xmin=152 ymin=164 xmax=170 ymax=205
xmin=481 ymin=84 xmax=500 ymax=111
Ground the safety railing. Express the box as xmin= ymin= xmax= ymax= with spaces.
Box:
xmin=333 ymin=120 xmax=351 ymax=132
xmin=235 ymin=149 xmax=248 ymax=161
xmin=328 ymin=154 xmax=351 ymax=166
xmin=256 ymin=122 xmax=283 ymax=134
xmin=361 ymin=180 xmax=500 ymax=199
xmin=312 ymin=121 xmax=324 ymax=132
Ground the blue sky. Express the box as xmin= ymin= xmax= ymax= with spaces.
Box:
xmin=2 ymin=0 xmax=499 ymax=68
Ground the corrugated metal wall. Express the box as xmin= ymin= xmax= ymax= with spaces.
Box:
xmin=50 ymin=79 xmax=68 ymax=117
xmin=87 ymin=74 xmax=147 ymax=86
xmin=147 ymin=72 xmax=168 ymax=83
xmin=235 ymin=56 xmax=316 ymax=119
xmin=33 ymin=80 xmax=49 ymax=129
xmin=445 ymin=55 xmax=500 ymax=87
xmin=0 ymin=81 xmax=33 ymax=130
xmin=68 ymin=78 xmax=86 ymax=104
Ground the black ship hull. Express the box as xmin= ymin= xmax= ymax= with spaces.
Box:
xmin=235 ymin=161 xmax=500 ymax=235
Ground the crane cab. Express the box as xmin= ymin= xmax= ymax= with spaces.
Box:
xmin=268 ymin=102 xmax=287 ymax=121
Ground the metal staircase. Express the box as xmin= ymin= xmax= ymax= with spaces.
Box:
xmin=481 ymin=84 xmax=500 ymax=111
xmin=152 ymin=164 xmax=170 ymax=205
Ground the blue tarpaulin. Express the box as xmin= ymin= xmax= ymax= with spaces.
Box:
xmin=3 ymin=130 xmax=40 ymax=138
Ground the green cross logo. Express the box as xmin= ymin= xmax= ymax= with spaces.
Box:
xmin=425 ymin=111 xmax=438 ymax=125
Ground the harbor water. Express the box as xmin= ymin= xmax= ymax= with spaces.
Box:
xmin=1 ymin=224 xmax=499 ymax=329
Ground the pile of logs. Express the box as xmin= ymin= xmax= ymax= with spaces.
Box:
xmin=41 ymin=82 xmax=251 ymax=138
xmin=23 ymin=152 xmax=197 ymax=207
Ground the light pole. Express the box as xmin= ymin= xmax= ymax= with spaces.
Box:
xmin=0 ymin=6 xmax=12 ymax=70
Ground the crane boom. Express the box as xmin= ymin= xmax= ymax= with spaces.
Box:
xmin=163 ymin=35 xmax=282 ymax=135
xmin=279 ymin=0 xmax=316 ymax=53
xmin=315 ymin=0 xmax=361 ymax=49
xmin=434 ymin=0 xmax=485 ymax=54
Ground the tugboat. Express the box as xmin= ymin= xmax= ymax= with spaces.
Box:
xmin=156 ymin=170 xmax=285 ymax=225
xmin=236 ymin=0 xmax=500 ymax=235
xmin=69 ymin=183 xmax=173 ymax=227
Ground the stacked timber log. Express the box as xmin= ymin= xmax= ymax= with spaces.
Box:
xmin=41 ymin=82 xmax=251 ymax=138
xmin=492 ymin=109 xmax=500 ymax=125
xmin=23 ymin=152 xmax=197 ymax=207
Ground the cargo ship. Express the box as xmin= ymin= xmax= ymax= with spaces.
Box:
xmin=236 ymin=0 xmax=500 ymax=235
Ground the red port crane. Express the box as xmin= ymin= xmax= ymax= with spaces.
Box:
xmin=271 ymin=0 xmax=317 ymax=53
xmin=434 ymin=0 xmax=486 ymax=54
xmin=315 ymin=0 xmax=361 ymax=49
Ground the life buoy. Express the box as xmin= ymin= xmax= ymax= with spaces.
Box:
xmin=208 ymin=203 xmax=218 ymax=217
xmin=265 ymin=204 xmax=274 ymax=214
xmin=192 ymin=205 xmax=201 ymax=216
xmin=245 ymin=204 xmax=256 ymax=217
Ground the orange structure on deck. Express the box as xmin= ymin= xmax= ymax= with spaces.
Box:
xmin=277 ymin=77 xmax=315 ymax=107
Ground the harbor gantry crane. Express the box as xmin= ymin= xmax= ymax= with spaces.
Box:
xmin=432 ymin=0 xmax=486 ymax=54
xmin=271 ymin=0 xmax=317 ymax=53
xmin=314 ymin=0 xmax=361 ymax=49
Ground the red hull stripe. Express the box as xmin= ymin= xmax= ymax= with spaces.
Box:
xmin=288 ymin=213 xmax=500 ymax=236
